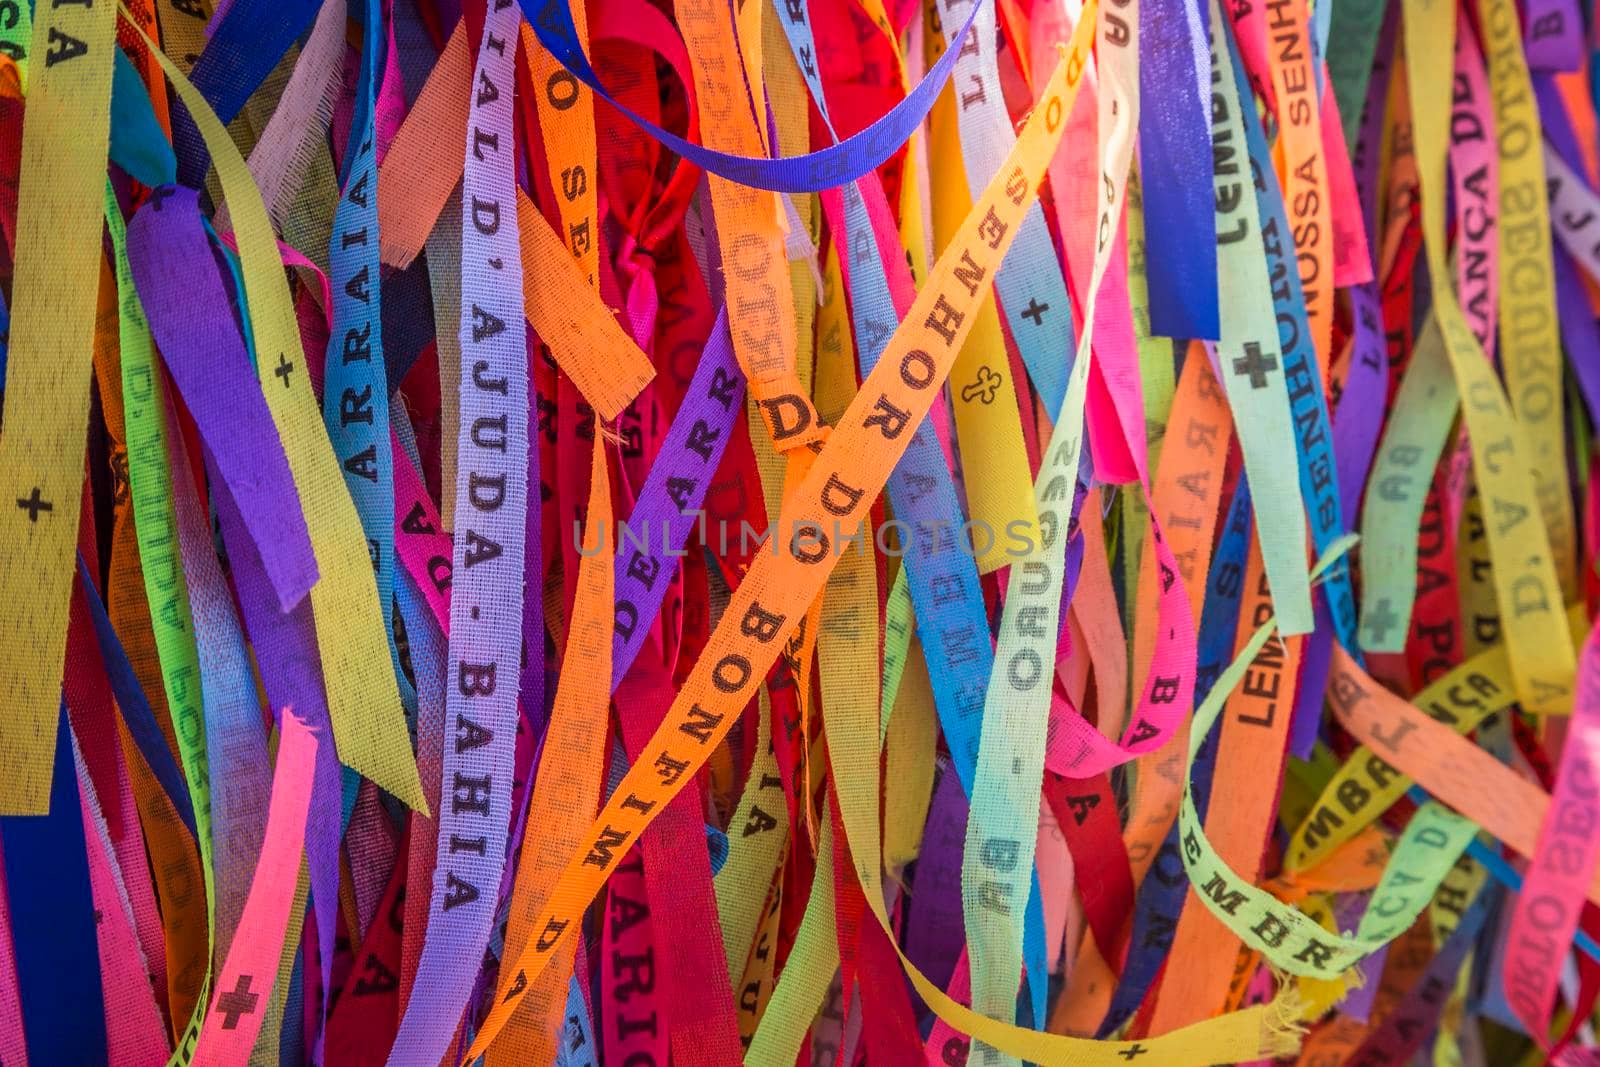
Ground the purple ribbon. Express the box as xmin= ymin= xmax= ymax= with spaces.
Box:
xmin=610 ymin=309 xmax=743 ymax=690
xmin=903 ymin=767 xmax=969 ymax=1000
xmin=126 ymin=184 xmax=317 ymax=613
xmin=1523 ymin=0 xmax=1586 ymax=72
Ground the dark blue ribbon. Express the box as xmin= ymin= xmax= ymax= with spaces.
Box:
xmin=172 ymin=0 xmax=324 ymax=188
xmin=0 ymin=707 xmax=109 ymax=1064
xmin=76 ymin=555 xmax=199 ymax=838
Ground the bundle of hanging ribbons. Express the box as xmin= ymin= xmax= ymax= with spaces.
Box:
xmin=11 ymin=0 xmax=1600 ymax=1061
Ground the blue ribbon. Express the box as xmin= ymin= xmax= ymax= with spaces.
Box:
xmin=517 ymin=0 xmax=989 ymax=192
xmin=172 ymin=0 xmax=324 ymax=188
xmin=1138 ymin=0 xmax=1220 ymax=340
xmin=0 ymin=706 xmax=108 ymax=1064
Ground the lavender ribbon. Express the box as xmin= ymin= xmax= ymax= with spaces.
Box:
xmin=390 ymin=3 xmax=529 ymax=1058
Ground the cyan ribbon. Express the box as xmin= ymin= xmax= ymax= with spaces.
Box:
xmin=322 ymin=0 xmax=400 ymax=694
